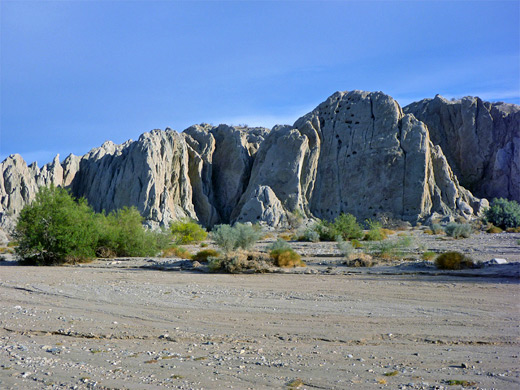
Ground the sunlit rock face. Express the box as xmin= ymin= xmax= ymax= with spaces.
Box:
xmin=3 ymin=90 xmax=514 ymax=234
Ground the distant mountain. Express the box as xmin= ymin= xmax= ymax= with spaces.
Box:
xmin=2 ymin=90 xmax=517 ymax=232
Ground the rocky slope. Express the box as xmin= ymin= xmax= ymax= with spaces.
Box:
xmin=404 ymin=95 xmax=520 ymax=202
xmin=2 ymin=90 xmax=516 ymax=233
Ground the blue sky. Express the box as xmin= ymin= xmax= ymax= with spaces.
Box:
xmin=1 ymin=0 xmax=519 ymax=165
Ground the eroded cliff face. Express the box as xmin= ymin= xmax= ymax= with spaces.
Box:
xmin=2 ymin=90 xmax=514 ymax=233
xmin=404 ymin=95 xmax=520 ymax=202
xmin=233 ymin=91 xmax=484 ymax=224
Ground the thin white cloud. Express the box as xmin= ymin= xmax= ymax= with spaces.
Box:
xmin=212 ymin=104 xmax=317 ymax=129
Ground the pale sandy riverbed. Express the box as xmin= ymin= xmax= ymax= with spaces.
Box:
xmin=1 ymin=262 xmax=519 ymax=390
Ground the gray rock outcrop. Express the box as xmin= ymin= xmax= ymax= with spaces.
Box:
xmin=404 ymin=95 xmax=520 ymax=201
xmin=234 ymin=91 xmax=483 ymax=224
xmin=2 ymin=90 xmax=515 ymax=234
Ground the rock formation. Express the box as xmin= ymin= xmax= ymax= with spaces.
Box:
xmin=404 ymin=95 xmax=520 ymax=202
xmin=233 ymin=91 xmax=485 ymax=224
xmin=2 ymin=90 xmax=516 ymax=234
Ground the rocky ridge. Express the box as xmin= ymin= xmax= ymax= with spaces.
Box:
xmin=2 ymin=90 xmax=516 ymax=233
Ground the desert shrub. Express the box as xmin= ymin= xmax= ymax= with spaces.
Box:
xmin=162 ymin=245 xmax=192 ymax=259
xmin=278 ymin=232 xmax=294 ymax=241
xmin=381 ymin=228 xmax=395 ymax=237
xmin=268 ymin=239 xmax=305 ymax=267
xmin=332 ymin=213 xmax=364 ymax=240
xmin=192 ymin=249 xmax=220 ymax=262
xmin=444 ymin=223 xmax=472 ymax=239
xmin=484 ymin=198 xmax=520 ymax=229
xmin=287 ymin=209 xmax=304 ymax=229
xmin=435 ymin=251 xmax=474 ymax=270
xmin=15 ymin=186 xmax=168 ymax=265
xmin=270 ymin=248 xmax=305 ymax=268
xmin=366 ymin=236 xmax=413 ymax=259
xmin=351 ymin=239 xmax=363 ymax=248
xmin=211 ymin=224 xmax=238 ymax=253
xmin=299 ymin=227 xmax=320 ymax=243
xmin=97 ymin=207 xmax=168 ymax=257
xmin=486 ymin=224 xmax=503 ymax=234
xmin=336 ymin=237 xmax=354 ymax=258
xmin=14 ymin=186 xmax=99 ymax=265
xmin=235 ymin=223 xmax=262 ymax=250
xmin=170 ymin=218 xmax=207 ymax=244
xmin=430 ymin=223 xmax=443 ymax=234
xmin=209 ymin=250 xmax=271 ymax=273
xmin=364 ymin=220 xmax=386 ymax=241
xmin=421 ymin=251 xmax=436 ymax=261
xmin=268 ymin=239 xmax=292 ymax=252
xmin=211 ymin=223 xmax=261 ymax=253
xmin=312 ymin=220 xmax=336 ymax=241
xmin=344 ymin=253 xmax=374 ymax=267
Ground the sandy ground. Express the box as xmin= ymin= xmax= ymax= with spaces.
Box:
xmin=0 ymin=231 xmax=519 ymax=390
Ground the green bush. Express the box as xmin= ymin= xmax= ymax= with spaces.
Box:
xmin=211 ymin=223 xmax=261 ymax=253
xmin=312 ymin=220 xmax=336 ymax=241
xmin=332 ymin=213 xmax=364 ymax=240
xmin=14 ymin=186 xmax=169 ymax=265
xmin=302 ymin=214 xmax=363 ymax=242
xmin=365 ymin=236 xmax=413 ymax=259
xmin=235 ymin=223 xmax=262 ymax=250
xmin=444 ymin=223 xmax=472 ymax=239
xmin=268 ymin=238 xmax=292 ymax=252
xmin=435 ymin=251 xmax=474 ymax=270
xmin=267 ymin=239 xmax=305 ymax=267
xmin=97 ymin=207 xmax=168 ymax=257
xmin=363 ymin=219 xmax=385 ymax=241
xmin=14 ymin=186 xmax=99 ymax=265
xmin=170 ymin=218 xmax=207 ymax=244
xmin=484 ymin=198 xmax=520 ymax=229
xmin=211 ymin=224 xmax=238 ymax=253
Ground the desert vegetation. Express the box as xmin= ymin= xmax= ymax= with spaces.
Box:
xmin=170 ymin=218 xmax=207 ymax=244
xmin=14 ymin=186 xmax=169 ymax=265
xmin=484 ymin=198 xmax=520 ymax=229
xmin=435 ymin=251 xmax=474 ymax=270
xmin=444 ymin=222 xmax=473 ymax=239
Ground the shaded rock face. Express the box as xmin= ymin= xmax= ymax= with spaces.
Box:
xmin=2 ymin=90 xmax=514 ymax=233
xmin=404 ymin=95 xmax=520 ymax=202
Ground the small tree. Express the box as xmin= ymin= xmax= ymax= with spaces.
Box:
xmin=14 ymin=186 xmax=99 ymax=265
